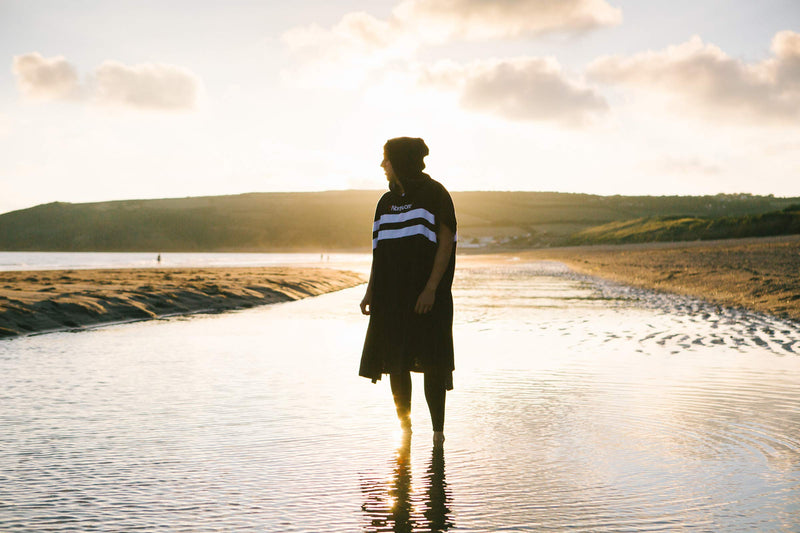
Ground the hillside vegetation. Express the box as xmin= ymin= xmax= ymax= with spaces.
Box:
xmin=570 ymin=205 xmax=800 ymax=245
xmin=0 ymin=191 xmax=798 ymax=252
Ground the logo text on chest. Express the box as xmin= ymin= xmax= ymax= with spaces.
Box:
xmin=390 ymin=203 xmax=413 ymax=212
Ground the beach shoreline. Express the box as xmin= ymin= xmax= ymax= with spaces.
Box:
xmin=502 ymin=234 xmax=800 ymax=322
xmin=3 ymin=234 xmax=798 ymax=339
xmin=0 ymin=267 xmax=366 ymax=339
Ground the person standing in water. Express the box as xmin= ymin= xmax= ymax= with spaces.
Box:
xmin=359 ymin=137 xmax=457 ymax=446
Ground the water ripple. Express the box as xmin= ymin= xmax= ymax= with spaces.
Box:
xmin=1 ymin=261 xmax=799 ymax=531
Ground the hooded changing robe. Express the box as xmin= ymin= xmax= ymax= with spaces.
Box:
xmin=359 ymin=173 xmax=456 ymax=390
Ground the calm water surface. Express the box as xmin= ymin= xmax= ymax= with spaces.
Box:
xmin=2 ymin=260 xmax=800 ymax=531
xmin=0 ymin=251 xmax=370 ymax=271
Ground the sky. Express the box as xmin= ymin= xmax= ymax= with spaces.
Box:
xmin=1 ymin=0 xmax=800 ymax=214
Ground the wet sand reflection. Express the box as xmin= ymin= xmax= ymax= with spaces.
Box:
xmin=361 ymin=435 xmax=453 ymax=532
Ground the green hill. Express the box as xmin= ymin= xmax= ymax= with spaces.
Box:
xmin=0 ymin=192 xmax=382 ymax=252
xmin=0 ymin=191 xmax=798 ymax=252
xmin=569 ymin=205 xmax=800 ymax=245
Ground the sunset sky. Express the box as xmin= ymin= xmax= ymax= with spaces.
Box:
xmin=1 ymin=0 xmax=799 ymax=214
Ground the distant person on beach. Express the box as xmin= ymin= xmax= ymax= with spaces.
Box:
xmin=157 ymin=254 xmax=161 ymax=264
xmin=359 ymin=137 xmax=457 ymax=446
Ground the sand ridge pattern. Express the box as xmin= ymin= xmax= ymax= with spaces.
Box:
xmin=516 ymin=235 xmax=800 ymax=323
xmin=571 ymin=272 xmax=800 ymax=356
xmin=457 ymin=259 xmax=800 ymax=356
xmin=0 ymin=267 xmax=366 ymax=338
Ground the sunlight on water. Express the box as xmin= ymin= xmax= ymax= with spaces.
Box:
xmin=1 ymin=260 xmax=799 ymax=531
xmin=0 ymin=251 xmax=372 ymax=271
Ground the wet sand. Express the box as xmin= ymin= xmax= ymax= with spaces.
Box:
xmin=0 ymin=267 xmax=366 ymax=338
xmin=511 ymin=235 xmax=800 ymax=322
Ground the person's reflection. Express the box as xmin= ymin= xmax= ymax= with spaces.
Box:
xmin=360 ymin=435 xmax=452 ymax=532
xmin=424 ymin=444 xmax=453 ymax=531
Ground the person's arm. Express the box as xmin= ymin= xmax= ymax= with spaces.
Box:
xmin=414 ymin=224 xmax=454 ymax=314
xmin=360 ymin=262 xmax=375 ymax=315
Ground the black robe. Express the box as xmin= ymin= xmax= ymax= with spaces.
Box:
xmin=359 ymin=174 xmax=456 ymax=390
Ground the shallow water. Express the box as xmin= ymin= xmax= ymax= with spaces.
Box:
xmin=0 ymin=251 xmax=370 ymax=271
xmin=2 ymin=260 xmax=799 ymax=531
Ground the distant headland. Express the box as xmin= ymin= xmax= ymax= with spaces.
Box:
xmin=1 ymin=191 xmax=798 ymax=252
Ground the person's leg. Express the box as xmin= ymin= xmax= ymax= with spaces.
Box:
xmin=424 ymin=372 xmax=446 ymax=443
xmin=390 ymin=372 xmax=412 ymax=431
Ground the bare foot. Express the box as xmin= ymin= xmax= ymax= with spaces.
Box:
xmin=433 ymin=431 xmax=445 ymax=446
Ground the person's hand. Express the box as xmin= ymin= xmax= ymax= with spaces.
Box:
xmin=360 ymin=291 xmax=372 ymax=315
xmin=415 ymin=287 xmax=435 ymax=314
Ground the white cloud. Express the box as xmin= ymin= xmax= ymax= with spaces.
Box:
xmin=281 ymin=0 xmax=621 ymax=87
xmin=396 ymin=0 xmax=622 ymax=40
xmin=769 ymin=30 xmax=800 ymax=91
xmin=282 ymin=12 xmax=396 ymax=60
xmin=420 ymin=57 xmax=607 ymax=126
xmin=281 ymin=12 xmax=412 ymax=88
xmin=587 ymin=31 xmax=800 ymax=125
xmin=12 ymin=52 xmax=81 ymax=100
xmin=11 ymin=53 xmax=201 ymax=111
xmin=92 ymin=61 xmax=200 ymax=110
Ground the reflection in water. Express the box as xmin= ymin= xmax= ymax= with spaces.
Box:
xmin=425 ymin=446 xmax=452 ymax=532
xmin=2 ymin=260 xmax=800 ymax=531
xmin=361 ymin=435 xmax=452 ymax=532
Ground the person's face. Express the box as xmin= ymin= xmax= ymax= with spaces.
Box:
xmin=381 ymin=156 xmax=398 ymax=184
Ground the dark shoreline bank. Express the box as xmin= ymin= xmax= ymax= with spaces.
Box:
xmin=0 ymin=267 xmax=366 ymax=339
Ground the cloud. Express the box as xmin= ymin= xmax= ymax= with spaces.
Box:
xmin=769 ymin=30 xmax=800 ymax=91
xmin=281 ymin=0 xmax=621 ymax=86
xmin=282 ymin=12 xmax=396 ymax=61
xmin=396 ymin=0 xmax=622 ymax=40
xmin=11 ymin=53 xmax=200 ymax=111
xmin=281 ymin=12 xmax=412 ymax=87
xmin=587 ymin=31 xmax=800 ymax=125
xmin=92 ymin=61 xmax=200 ymax=110
xmin=420 ymin=57 xmax=607 ymax=126
xmin=12 ymin=53 xmax=81 ymax=100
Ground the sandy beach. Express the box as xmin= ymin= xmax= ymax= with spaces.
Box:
xmin=0 ymin=267 xmax=366 ymax=338
xmin=3 ymin=235 xmax=798 ymax=338
xmin=511 ymin=234 xmax=800 ymax=322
